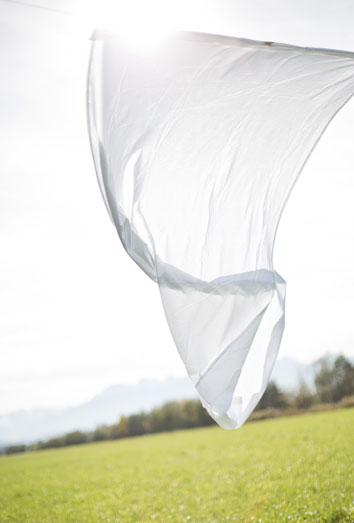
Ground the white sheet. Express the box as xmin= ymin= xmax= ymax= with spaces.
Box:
xmin=87 ymin=31 xmax=354 ymax=428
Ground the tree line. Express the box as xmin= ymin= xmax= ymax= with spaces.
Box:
xmin=4 ymin=354 xmax=354 ymax=455
xmin=5 ymin=399 xmax=214 ymax=455
xmin=255 ymin=354 xmax=354 ymax=411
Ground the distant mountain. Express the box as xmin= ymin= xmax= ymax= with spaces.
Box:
xmin=0 ymin=377 xmax=197 ymax=446
xmin=270 ymin=354 xmax=354 ymax=391
xmin=1 ymin=356 xmax=350 ymax=447
xmin=270 ymin=357 xmax=316 ymax=390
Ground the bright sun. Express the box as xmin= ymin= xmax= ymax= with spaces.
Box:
xmin=91 ymin=0 xmax=180 ymax=50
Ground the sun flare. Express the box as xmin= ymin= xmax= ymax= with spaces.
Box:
xmin=91 ymin=0 xmax=179 ymax=51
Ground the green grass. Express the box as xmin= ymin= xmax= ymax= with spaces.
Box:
xmin=1 ymin=409 xmax=354 ymax=522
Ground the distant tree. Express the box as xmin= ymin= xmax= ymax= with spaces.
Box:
xmin=256 ymin=381 xmax=289 ymax=410
xmin=194 ymin=401 xmax=214 ymax=427
xmin=40 ymin=436 xmax=65 ymax=449
xmin=112 ymin=416 xmax=128 ymax=439
xmin=125 ymin=413 xmax=150 ymax=436
xmin=64 ymin=431 xmax=87 ymax=446
xmin=315 ymin=355 xmax=354 ymax=403
xmin=29 ymin=440 xmax=45 ymax=451
xmin=158 ymin=401 xmax=182 ymax=431
xmin=294 ymin=381 xmax=315 ymax=409
xmin=149 ymin=407 xmax=164 ymax=433
xmin=314 ymin=357 xmax=336 ymax=403
xmin=92 ymin=425 xmax=112 ymax=441
xmin=180 ymin=399 xmax=201 ymax=428
xmin=5 ymin=444 xmax=27 ymax=455
xmin=332 ymin=355 xmax=354 ymax=401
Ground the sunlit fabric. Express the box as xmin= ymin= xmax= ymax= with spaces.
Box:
xmin=87 ymin=31 xmax=354 ymax=428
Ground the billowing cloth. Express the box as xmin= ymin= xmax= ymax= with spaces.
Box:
xmin=87 ymin=31 xmax=354 ymax=428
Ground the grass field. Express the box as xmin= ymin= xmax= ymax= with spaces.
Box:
xmin=0 ymin=408 xmax=354 ymax=522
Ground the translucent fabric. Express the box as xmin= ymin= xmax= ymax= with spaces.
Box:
xmin=87 ymin=31 xmax=354 ymax=428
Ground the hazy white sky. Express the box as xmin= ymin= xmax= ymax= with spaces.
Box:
xmin=1 ymin=0 xmax=354 ymax=414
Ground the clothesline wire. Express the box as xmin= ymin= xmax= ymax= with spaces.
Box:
xmin=0 ymin=0 xmax=74 ymax=16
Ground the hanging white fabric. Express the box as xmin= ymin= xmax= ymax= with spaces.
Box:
xmin=87 ymin=30 xmax=354 ymax=428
